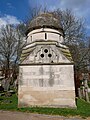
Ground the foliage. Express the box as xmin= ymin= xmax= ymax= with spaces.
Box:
xmin=0 ymin=94 xmax=90 ymax=117
xmin=0 ymin=93 xmax=18 ymax=110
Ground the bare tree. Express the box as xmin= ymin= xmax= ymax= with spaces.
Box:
xmin=84 ymin=37 xmax=90 ymax=71
xmin=0 ymin=24 xmax=26 ymax=79
xmin=53 ymin=9 xmax=85 ymax=45
xmin=25 ymin=6 xmax=48 ymax=25
xmin=52 ymin=9 xmax=89 ymax=72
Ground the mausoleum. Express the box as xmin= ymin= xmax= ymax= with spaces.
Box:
xmin=18 ymin=13 xmax=76 ymax=108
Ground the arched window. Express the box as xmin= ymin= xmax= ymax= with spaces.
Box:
xmin=45 ymin=33 xmax=47 ymax=39
xmin=59 ymin=35 xmax=61 ymax=41
xmin=31 ymin=36 xmax=32 ymax=41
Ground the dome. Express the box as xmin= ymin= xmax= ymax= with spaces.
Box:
xmin=26 ymin=13 xmax=64 ymax=35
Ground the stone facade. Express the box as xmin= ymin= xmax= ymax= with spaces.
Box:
xmin=18 ymin=13 xmax=76 ymax=108
xmin=27 ymin=28 xmax=63 ymax=44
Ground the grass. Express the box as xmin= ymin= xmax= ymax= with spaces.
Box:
xmin=0 ymin=94 xmax=90 ymax=117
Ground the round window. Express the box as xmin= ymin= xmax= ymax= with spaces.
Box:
xmin=48 ymin=54 xmax=52 ymax=57
xmin=44 ymin=49 xmax=48 ymax=53
xmin=40 ymin=54 xmax=44 ymax=58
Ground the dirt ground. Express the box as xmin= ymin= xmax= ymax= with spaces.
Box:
xmin=0 ymin=110 xmax=89 ymax=120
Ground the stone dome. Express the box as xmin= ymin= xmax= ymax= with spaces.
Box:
xmin=26 ymin=13 xmax=63 ymax=35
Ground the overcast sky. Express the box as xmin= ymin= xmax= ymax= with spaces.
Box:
xmin=0 ymin=0 xmax=90 ymax=35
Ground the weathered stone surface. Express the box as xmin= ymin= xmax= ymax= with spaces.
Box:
xmin=18 ymin=89 xmax=76 ymax=107
xmin=18 ymin=65 xmax=76 ymax=108
xmin=18 ymin=13 xmax=76 ymax=108
xmin=26 ymin=13 xmax=63 ymax=35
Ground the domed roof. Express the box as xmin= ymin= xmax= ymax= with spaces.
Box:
xmin=26 ymin=13 xmax=63 ymax=35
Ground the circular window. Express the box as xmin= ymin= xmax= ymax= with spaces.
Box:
xmin=40 ymin=54 xmax=44 ymax=58
xmin=44 ymin=49 xmax=48 ymax=53
xmin=48 ymin=54 xmax=52 ymax=57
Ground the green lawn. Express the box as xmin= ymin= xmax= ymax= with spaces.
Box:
xmin=0 ymin=94 xmax=90 ymax=117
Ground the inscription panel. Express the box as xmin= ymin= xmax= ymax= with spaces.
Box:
xmin=20 ymin=65 xmax=74 ymax=88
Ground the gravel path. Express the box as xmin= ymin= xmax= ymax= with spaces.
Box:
xmin=0 ymin=111 xmax=89 ymax=120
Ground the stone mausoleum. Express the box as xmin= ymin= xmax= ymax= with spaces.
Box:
xmin=18 ymin=13 xmax=76 ymax=108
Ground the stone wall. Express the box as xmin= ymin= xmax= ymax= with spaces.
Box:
xmin=18 ymin=65 xmax=76 ymax=108
xmin=27 ymin=28 xmax=63 ymax=43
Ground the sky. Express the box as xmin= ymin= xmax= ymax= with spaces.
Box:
xmin=0 ymin=0 xmax=90 ymax=35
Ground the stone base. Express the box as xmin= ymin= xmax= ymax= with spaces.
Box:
xmin=18 ymin=87 xmax=76 ymax=108
xmin=18 ymin=65 xmax=76 ymax=108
